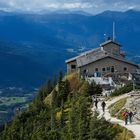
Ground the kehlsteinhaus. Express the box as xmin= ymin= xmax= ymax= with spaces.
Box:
xmin=65 ymin=38 xmax=140 ymax=80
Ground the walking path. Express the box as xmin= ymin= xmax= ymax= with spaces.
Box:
xmin=92 ymin=94 xmax=140 ymax=140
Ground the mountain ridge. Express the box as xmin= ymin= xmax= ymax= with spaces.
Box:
xmin=0 ymin=10 xmax=140 ymax=87
xmin=0 ymin=9 xmax=140 ymax=87
xmin=0 ymin=9 xmax=140 ymax=125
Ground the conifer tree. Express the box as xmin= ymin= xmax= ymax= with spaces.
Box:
xmin=87 ymin=82 xmax=95 ymax=96
xmin=50 ymin=90 xmax=57 ymax=130
xmin=78 ymin=97 xmax=91 ymax=140
xmin=59 ymin=71 xmax=63 ymax=82
xmin=87 ymin=81 xmax=103 ymax=96
xmin=47 ymin=78 xmax=54 ymax=93
xmin=0 ymin=73 xmax=124 ymax=140
xmin=67 ymin=99 xmax=79 ymax=140
xmin=52 ymin=74 xmax=57 ymax=87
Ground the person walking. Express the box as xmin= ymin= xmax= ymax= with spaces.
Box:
xmin=94 ymin=98 xmax=98 ymax=109
xmin=129 ymin=111 xmax=133 ymax=124
xmin=122 ymin=111 xmax=129 ymax=125
xmin=101 ymin=101 xmax=106 ymax=112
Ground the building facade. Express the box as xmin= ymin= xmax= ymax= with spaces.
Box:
xmin=66 ymin=39 xmax=139 ymax=78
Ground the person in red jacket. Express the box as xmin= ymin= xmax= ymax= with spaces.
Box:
xmin=122 ymin=111 xmax=129 ymax=125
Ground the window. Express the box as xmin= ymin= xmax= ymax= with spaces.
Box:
xmin=95 ymin=68 xmax=98 ymax=72
xmin=124 ymin=67 xmax=127 ymax=71
xmin=102 ymin=68 xmax=106 ymax=71
xmin=111 ymin=66 xmax=114 ymax=73
xmin=84 ymin=69 xmax=87 ymax=73
xmin=71 ymin=65 xmax=76 ymax=69
xmin=107 ymin=67 xmax=110 ymax=71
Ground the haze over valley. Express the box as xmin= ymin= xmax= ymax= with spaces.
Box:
xmin=0 ymin=9 xmax=140 ymax=124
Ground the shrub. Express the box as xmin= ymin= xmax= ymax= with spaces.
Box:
xmin=111 ymin=84 xmax=133 ymax=97
xmin=109 ymin=98 xmax=127 ymax=119
xmin=114 ymin=126 xmax=135 ymax=140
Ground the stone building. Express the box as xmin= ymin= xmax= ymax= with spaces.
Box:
xmin=65 ymin=39 xmax=139 ymax=79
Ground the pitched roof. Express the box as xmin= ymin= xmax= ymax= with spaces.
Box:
xmin=65 ymin=56 xmax=78 ymax=63
xmin=66 ymin=39 xmax=121 ymax=64
xmin=77 ymin=54 xmax=138 ymax=68
xmin=65 ymin=47 xmax=100 ymax=63
xmin=100 ymin=39 xmax=121 ymax=47
xmin=77 ymin=50 xmax=107 ymax=67
xmin=65 ymin=39 xmax=137 ymax=68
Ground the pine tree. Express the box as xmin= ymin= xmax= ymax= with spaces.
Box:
xmin=87 ymin=82 xmax=103 ymax=96
xmin=59 ymin=71 xmax=63 ymax=82
xmin=52 ymin=74 xmax=57 ymax=87
xmin=58 ymin=79 xmax=70 ymax=107
xmin=67 ymin=99 xmax=79 ymax=140
xmin=50 ymin=90 xmax=57 ymax=130
xmin=78 ymin=96 xmax=91 ymax=140
xmin=87 ymin=82 xmax=95 ymax=96
xmin=47 ymin=78 xmax=53 ymax=94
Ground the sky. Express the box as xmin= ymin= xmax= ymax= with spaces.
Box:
xmin=0 ymin=0 xmax=140 ymax=14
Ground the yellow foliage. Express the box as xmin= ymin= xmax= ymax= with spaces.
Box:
xmin=113 ymin=126 xmax=135 ymax=140
xmin=63 ymin=108 xmax=70 ymax=113
xmin=64 ymin=72 xmax=78 ymax=81
xmin=109 ymin=97 xmax=127 ymax=118
xmin=56 ymin=111 xmax=62 ymax=121
xmin=78 ymin=81 xmax=88 ymax=95
xmin=44 ymin=93 xmax=52 ymax=106
xmin=44 ymin=72 xmax=86 ymax=106
xmin=65 ymin=72 xmax=80 ymax=92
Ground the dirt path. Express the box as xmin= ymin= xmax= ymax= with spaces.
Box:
xmin=92 ymin=94 xmax=140 ymax=140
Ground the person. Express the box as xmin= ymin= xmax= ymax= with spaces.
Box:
xmin=94 ymin=98 xmax=98 ymax=109
xmin=101 ymin=101 xmax=106 ymax=112
xmin=122 ymin=111 xmax=129 ymax=125
xmin=92 ymin=95 xmax=95 ymax=102
xmin=92 ymin=96 xmax=95 ymax=106
xmin=128 ymin=111 xmax=133 ymax=124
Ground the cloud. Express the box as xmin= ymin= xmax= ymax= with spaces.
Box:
xmin=0 ymin=0 xmax=139 ymax=14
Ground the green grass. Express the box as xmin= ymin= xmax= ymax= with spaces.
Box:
xmin=113 ymin=124 xmax=135 ymax=140
xmin=111 ymin=84 xmax=133 ymax=97
xmin=109 ymin=98 xmax=127 ymax=119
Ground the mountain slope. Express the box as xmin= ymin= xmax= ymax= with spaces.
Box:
xmin=0 ymin=73 xmax=134 ymax=140
xmin=0 ymin=9 xmax=140 ymax=126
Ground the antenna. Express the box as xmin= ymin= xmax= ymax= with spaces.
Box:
xmin=113 ymin=22 xmax=116 ymax=41
xmin=104 ymin=33 xmax=108 ymax=41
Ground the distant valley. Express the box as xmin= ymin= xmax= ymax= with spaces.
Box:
xmin=0 ymin=9 xmax=140 ymax=124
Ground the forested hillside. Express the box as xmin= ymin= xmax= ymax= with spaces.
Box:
xmin=0 ymin=9 xmax=139 ymax=135
xmin=0 ymin=73 xmax=133 ymax=140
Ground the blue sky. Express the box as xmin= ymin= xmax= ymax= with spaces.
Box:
xmin=0 ymin=0 xmax=140 ymax=14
